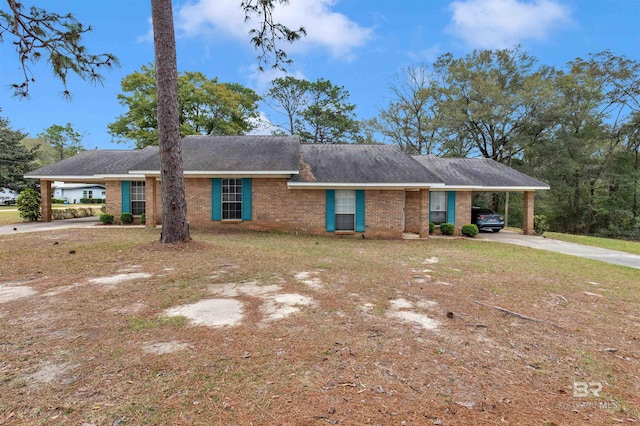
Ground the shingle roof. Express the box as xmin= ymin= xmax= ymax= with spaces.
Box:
xmin=131 ymin=135 xmax=300 ymax=172
xmin=412 ymin=155 xmax=549 ymax=188
xmin=290 ymin=144 xmax=444 ymax=184
xmin=25 ymin=147 xmax=157 ymax=178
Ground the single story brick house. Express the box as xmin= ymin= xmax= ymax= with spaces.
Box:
xmin=25 ymin=135 xmax=549 ymax=238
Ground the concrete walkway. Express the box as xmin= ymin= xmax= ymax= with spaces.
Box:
xmin=0 ymin=216 xmax=102 ymax=235
xmin=479 ymin=231 xmax=640 ymax=270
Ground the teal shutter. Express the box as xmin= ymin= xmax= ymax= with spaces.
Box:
xmin=447 ymin=191 xmax=456 ymax=224
xmin=121 ymin=181 xmax=130 ymax=213
xmin=355 ymin=190 xmax=365 ymax=232
xmin=241 ymin=178 xmax=252 ymax=221
xmin=325 ymin=190 xmax=335 ymax=232
xmin=211 ymin=178 xmax=221 ymax=221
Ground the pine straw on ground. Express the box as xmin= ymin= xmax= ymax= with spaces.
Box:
xmin=0 ymin=228 xmax=639 ymax=425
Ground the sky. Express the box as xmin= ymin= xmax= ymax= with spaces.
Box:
xmin=1 ymin=0 xmax=639 ymax=150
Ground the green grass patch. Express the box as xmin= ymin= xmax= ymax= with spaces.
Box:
xmin=545 ymin=232 xmax=640 ymax=256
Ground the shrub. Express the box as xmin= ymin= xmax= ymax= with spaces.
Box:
xmin=140 ymin=213 xmax=146 ymax=224
xmin=429 ymin=222 xmax=435 ymax=234
xmin=80 ymin=198 xmax=105 ymax=204
xmin=461 ymin=224 xmax=479 ymax=238
xmin=120 ymin=212 xmax=134 ymax=224
xmin=51 ymin=198 xmax=66 ymax=204
xmin=17 ymin=188 xmax=41 ymax=222
xmin=100 ymin=214 xmax=114 ymax=224
xmin=534 ymin=214 xmax=549 ymax=235
xmin=440 ymin=223 xmax=455 ymax=236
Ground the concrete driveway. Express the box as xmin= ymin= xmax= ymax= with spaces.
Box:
xmin=0 ymin=216 xmax=101 ymax=236
xmin=479 ymin=230 xmax=640 ymax=270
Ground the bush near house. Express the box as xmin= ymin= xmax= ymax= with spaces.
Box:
xmin=461 ymin=224 xmax=479 ymax=238
xmin=140 ymin=213 xmax=146 ymax=224
xmin=100 ymin=214 xmax=114 ymax=224
xmin=534 ymin=215 xmax=549 ymax=235
xmin=51 ymin=198 xmax=66 ymax=204
xmin=429 ymin=222 xmax=435 ymax=234
xmin=16 ymin=188 xmax=41 ymax=222
xmin=440 ymin=223 xmax=455 ymax=236
xmin=80 ymin=198 xmax=105 ymax=204
xmin=52 ymin=208 xmax=96 ymax=220
xmin=120 ymin=213 xmax=134 ymax=224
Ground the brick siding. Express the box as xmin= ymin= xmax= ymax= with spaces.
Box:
xmin=455 ymin=191 xmax=472 ymax=234
xmin=108 ymin=177 xmax=430 ymax=239
xmin=404 ymin=191 xmax=421 ymax=234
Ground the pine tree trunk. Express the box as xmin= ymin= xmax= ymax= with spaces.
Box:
xmin=151 ymin=0 xmax=190 ymax=243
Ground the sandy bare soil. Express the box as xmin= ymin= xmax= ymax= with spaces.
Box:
xmin=0 ymin=228 xmax=638 ymax=425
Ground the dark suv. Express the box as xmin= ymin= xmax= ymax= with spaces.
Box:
xmin=3 ymin=199 xmax=16 ymax=206
xmin=471 ymin=207 xmax=504 ymax=232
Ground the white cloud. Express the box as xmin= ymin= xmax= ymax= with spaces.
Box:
xmin=408 ymin=44 xmax=442 ymax=63
xmin=177 ymin=0 xmax=373 ymax=60
xmin=244 ymin=66 xmax=306 ymax=96
xmin=447 ymin=0 xmax=571 ymax=49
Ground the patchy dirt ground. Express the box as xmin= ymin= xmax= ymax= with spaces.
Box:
xmin=0 ymin=228 xmax=639 ymax=425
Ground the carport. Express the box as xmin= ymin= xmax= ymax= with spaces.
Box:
xmin=410 ymin=155 xmax=549 ymax=235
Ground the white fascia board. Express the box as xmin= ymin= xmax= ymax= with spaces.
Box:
xmin=95 ymin=174 xmax=146 ymax=179
xmin=25 ymin=175 xmax=102 ymax=181
xmin=130 ymin=170 xmax=298 ymax=177
xmin=287 ymin=182 xmax=446 ymax=190
xmin=479 ymin=186 xmax=550 ymax=191
xmin=433 ymin=185 xmax=550 ymax=191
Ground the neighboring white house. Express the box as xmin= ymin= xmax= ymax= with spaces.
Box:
xmin=0 ymin=187 xmax=18 ymax=204
xmin=52 ymin=182 xmax=106 ymax=203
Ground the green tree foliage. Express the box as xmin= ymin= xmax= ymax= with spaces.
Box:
xmin=0 ymin=114 xmax=36 ymax=192
xmin=38 ymin=123 xmax=85 ymax=161
xmin=266 ymin=76 xmax=361 ymax=144
xmin=377 ymin=48 xmax=640 ymax=239
xmin=16 ymin=187 xmax=40 ymax=222
xmin=0 ymin=0 xmax=118 ymax=98
xmin=20 ymin=137 xmax=59 ymax=166
xmin=108 ymin=64 xmax=260 ymax=149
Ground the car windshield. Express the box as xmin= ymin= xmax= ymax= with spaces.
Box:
xmin=474 ymin=208 xmax=496 ymax=214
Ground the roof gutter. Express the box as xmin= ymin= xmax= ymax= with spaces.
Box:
xmin=287 ymin=182 xmax=446 ymax=190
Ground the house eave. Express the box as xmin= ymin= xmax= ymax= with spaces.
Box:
xmin=131 ymin=170 xmax=298 ymax=178
xmin=444 ymin=185 xmax=551 ymax=191
xmin=25 ymin=175 xmax=105 ymax=182
xmin=287 ymin=182 xmax=446 ymax=190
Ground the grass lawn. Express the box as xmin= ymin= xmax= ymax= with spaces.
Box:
xmin=0 ymin=228 xmax=638 ymax=425
xmin=0 ymin=204 xmax=102 ymax=226
xmin=545 ymin=232 xmax=640 ymax=256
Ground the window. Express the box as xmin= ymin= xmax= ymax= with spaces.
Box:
xmin=335 ymin=190 xmax=356 ymax=231
xmin=83 ymin=190 xmax=93 ymax=199
xmin=222 ymin=178 xmax=242 ymax=220
xmin=130 ymin=181 xmax=145 ymax=215
xmin=430 ymin=192 xmax=447 ymax=225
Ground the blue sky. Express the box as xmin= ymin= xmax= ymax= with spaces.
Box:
xmin=1 ymin=0 xmax=638 ymax=150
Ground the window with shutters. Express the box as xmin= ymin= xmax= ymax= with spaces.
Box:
xmin=130 ymin=181 xmax=145 ymax=215
xmin=222 ymin=178 xmax=242 ymax=220
xmin=430 ymin=192 xmax=447 ymax=225
xmin=335 ymin=190 xmax=355 ymax=231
